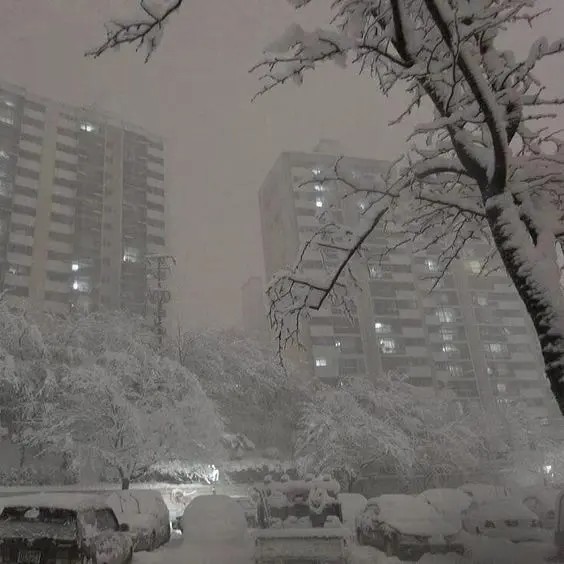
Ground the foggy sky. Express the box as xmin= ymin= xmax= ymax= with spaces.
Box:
xmin=1 ymin=0 xmax=563 ymax=329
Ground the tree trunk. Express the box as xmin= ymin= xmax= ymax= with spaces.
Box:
xmin=486 ymin=198 xmax=564 ymax=415
xmin=121 ymin=477 xmax=130 ymax=490
xmin=19 ymin=444 xmax=26 ymax=469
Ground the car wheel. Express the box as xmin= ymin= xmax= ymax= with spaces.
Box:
xmin=148 ymin=531 xmax=157 ymax=551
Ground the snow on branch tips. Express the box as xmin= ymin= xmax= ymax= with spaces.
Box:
xmin=87 ymin=0 xmax=184 ymax=61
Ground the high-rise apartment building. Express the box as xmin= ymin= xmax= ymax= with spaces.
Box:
xmin=259 ymin=144 xmax=555 ymax=419
xmin=0 ymin=80 xmax=166 ymax=315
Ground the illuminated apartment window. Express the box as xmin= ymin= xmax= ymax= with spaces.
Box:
xmin=473 ymin=295 xmax=488 ymax=306
xmin=466 ymin=260 xmax=482 ymax=274
xmin=379 ymin=337 xmax=396 ymax=354
xmin=72 ymin=279 xmax=90 ymax=292
xmin=315 ymin=197 xmax=324 ymax=208
xmin=485 ymin=342 xmax=508 ymax=358
xmin=80 ymin=121 xmax=97 ymax=133
xmin=497 ymin=383 xmax=507 ymax=394
xmin=437 ymin=307 xmax=455 ymax=323
xmin=71 ymin=262 xmax=79 ymax=272
xmin=368 ymin=264 xmax=383 ymax=279
xmin=0 ymin=101 xmax=15 ymax=125
xmin=335 ymin=340 xmax=341 ymax=348
xmin=312 ymin=167 xmax=321 ymax=176
xmin=314 ymin=183 xmax=324 ymax=192
xmin=123 ymin=247 xmax=140 ymax=263
xmin=442 ymin=343 xmax=458 ymax=354
xmin=447 ymin=364 xmax=463 ymax=378
xmin=425 ymin=258 xmax=439 ymax=272
xmin=440 ymin=327 xmax=455 ymax=341
xmin=315 ymin=358 xmax=327 ymax=367
xmin=374 ymin=322 xmax=391 ymax=334
xmin=358 ymin=200 xmax=367 ymax=211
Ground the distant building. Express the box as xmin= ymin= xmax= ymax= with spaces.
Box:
xmin=0 ymin=80 xmax=166 ymax=316
xmin=241 ymin=276 xmax=269 ymax=341
xmin=259 ymin=143 xmax=555 ymax=419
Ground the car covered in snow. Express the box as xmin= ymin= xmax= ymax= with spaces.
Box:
xmin=519 ymin=486 xmax=559 ymax=529
xmin=355 ymin=494 xmax=463 ymax=561
xmin=105 ymin=489 xmax=170 ymax=552
xmin=462 ymin=497 xmax=551 ymax=543
xmin=0 ymin=493 xmax=133 ymax=564
xmin=181 ymin=494 xmax=253 ymax=564
xmin=458 ymin=483 xmax=510 ymax=506
xmin=419 ymin=488 xmax=472 ymax=528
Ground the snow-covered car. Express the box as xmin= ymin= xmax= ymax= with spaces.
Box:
xmin=0 ymin=493 xmax=133 ymax=564
xmin=520 ymin=486 xmax=559 ymax=529
xmin=233 ymin=496 xmax=258 ymax=528
xmin=181 ymin=494 xmax=253 ymax=564
xmin=458 ymin=483 xmax=510 ymax=506
xmin=419 ymin=488 xmax=472 ymax=528
xmin=337 ymin=493 xmax=367 ymax=529
xmin=105 ymin=489 xmax=170 ymax=551
xmin=462 ymin=498 xmax=551 ymax=543
xmin=355 ymin=494 xmax=463 ymax=561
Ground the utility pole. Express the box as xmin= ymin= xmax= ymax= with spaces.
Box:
xmin=145 ymin=254 xmax=176 ymax=349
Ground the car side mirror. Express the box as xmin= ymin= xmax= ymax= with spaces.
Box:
xmin=119 ymin=523 xmax=130 ymax=532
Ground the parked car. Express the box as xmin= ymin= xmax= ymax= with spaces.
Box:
xmin=419 ymin=488 xmax=472 ymax=528
xmin=0 ymin=493 xmax=133 ymax=563
xmin=355 ymin=494 xmax=463 ymax=561
xmin=462 ymin=498 xmax=551 ymax=543
xmin=181 ymin=494 xmax=253 ymax=564
xmin=458 ymin=483 xmax=510 ymax=506
xmin=105 ymin=489 xmax=170 ymax=551
xmin=520 ymin=486 xmax=559 ymax=529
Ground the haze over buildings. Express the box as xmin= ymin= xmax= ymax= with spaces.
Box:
xmin=241 ymin=275 xmax=269 ymax=341
xmin=259 ymin=143 xmax=556 ymax=419
xmin=0 ymin=80 xmax=166 ymax=316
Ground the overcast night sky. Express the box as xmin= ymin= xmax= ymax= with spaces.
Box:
xmin=1 ymin=0 xmax=563 ymax=329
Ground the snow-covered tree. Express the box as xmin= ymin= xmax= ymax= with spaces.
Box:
xmin=91 ymin=1 xmax=564 ymax=413
xmin=172 ymin=329 xmax=308 ymax=457
xmin=30 ymin=311 xmax=224 ymax=489
xmin=296 ymin=374 xmax=484 ymax=491
xmin=0 ymin=302 xmax=59 ymax=467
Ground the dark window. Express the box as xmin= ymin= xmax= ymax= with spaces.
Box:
xmin=147 ymin=235 xmax=164 ymax=246
xmin=16 ymin=167 xmax=39 ymax=180
xmin=18 ymin=149 xmax=41 ymax=162
xmin=44 ymin=290 xmax=68 ymax=303
xmin=49 ymin=232 xmax=74 ymax=243
xmin=57 ymin=127 xmax=77 ymax=138
xmin=12 ymin=204 xmax=36 ymax=217
xmin=51 ymin=194 xmax=75 ymax=207
xmin=14 ymin=185 xmax=37 ymax=198
xmin=47 ymin=250 xmax=71 ymax=261
xmin=47 ymin=271 xmax=70 ymax=282
xmin=55 ymin=160 xmax=77 ymax=172
xmin=95 ymin=510 xmax=118 ymax=532
xmin=10 ymin=224 xmax=34 ymax=236
xmin=54 ymin=177 xmax=77 ymax=189
xmin=19 ymin=132 xmax=42 ymax=144
xmin=21 ymin=116 xmax=44 ymax=129
xmin=56 ymin=142 xmax=77 ymax=154
xmin=8 ymin=243 xmax=33 ymax=256
xmin=25 ymin=100 xmax=46 ymax=112
xmin=5 ymin=285 xmax=29 ymax=297
xmin=147 ymin=154 xmax=164 ymax=166
xmin=51 ymin=213 xmax=74 ymax=225
xmin=146 ymin=201 xmax=164 ymax=213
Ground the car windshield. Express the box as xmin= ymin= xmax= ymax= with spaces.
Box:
xmin=0 ymin=506 xmax=77 ymax=526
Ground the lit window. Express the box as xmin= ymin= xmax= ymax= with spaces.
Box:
xmin=440 ymin=327 xmax=455 ymax=341
xmin=374 ymin=322 xmax=391 ymax=334
xmin=71 ymin=262 xmax=79 ymax=272
xmin=474 ymin=295 xmax=488 ymax=306
xmin=485 ymin=342 xmax=508 ymax=357
xmin=0 ymin=102 xmax=15 ymax=126
xmin=358 ymin=200 xmax=367 ymax=211
xmin=379 ymin=338 xmax=396 ymax=354
xmin=72 ymin=279 xmax=90 ymax=292
xmin=447 ymin=365 xmax=463 ymax=378
xmin=80 ymin=121 xmax=97 ymax=133
xmin=442 ymin=343 xmax=458 ymax=354
xmin=425 ymin=258 xmax=439 ymax=272
xmin=312 ymin=168 xmax=321 ymax=176
xmin=315 ymin=358 xmax=327 ymax=367
xmin=368 ymin=264 xmax=383 ymax=279
xmin=123 ymin=247 xmax=140 ymax=263
xmin=335 ymin=340 xmax=341 ymax=348
xmin=437 ymin=307 xmax=455 ymax=323
xmin=315 ymin=197 xmax=324 ymax=208
xmin=314 ymin=183 xmax=324 ymax=192
xmin=497 ymin=383 xmax=507 ymax=394
xmin=0 ymin=150 xmax=9 ymax=160
xmin=466 ymin=260 xmax=482 ymax=274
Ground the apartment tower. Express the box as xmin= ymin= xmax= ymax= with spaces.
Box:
xmin=0 ymin=81 xmax=166 ymax=315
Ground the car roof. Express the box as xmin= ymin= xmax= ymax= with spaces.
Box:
xmin=1 ymin=493 xmax=111 ymax=512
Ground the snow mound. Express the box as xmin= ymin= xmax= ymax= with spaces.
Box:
xmin=419 ymin=489 xmax=472 ymax=519
xmin=338 ymin=493 xmax=367 ymax=526
xmin=181 ymin=495 xmax=248 ymax=544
